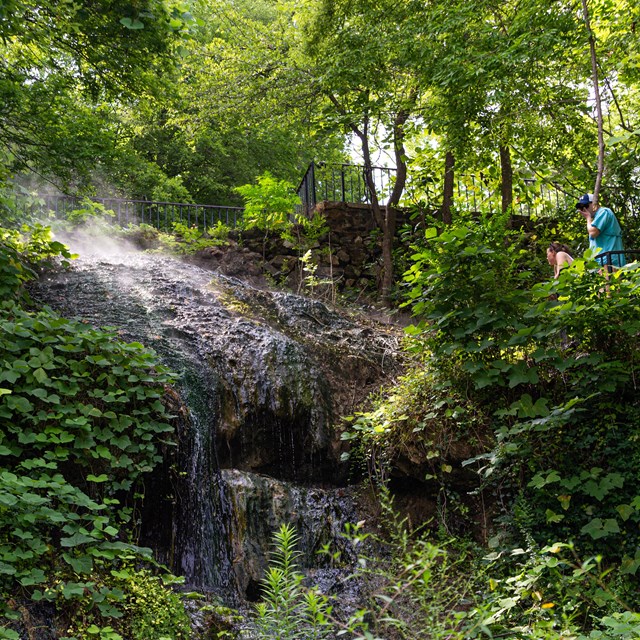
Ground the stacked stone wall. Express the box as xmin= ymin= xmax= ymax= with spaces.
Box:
xmin=243 ymin=201 xmax=409 ymax=293
xmin=191 ymin=201 xmax=414 ymax=295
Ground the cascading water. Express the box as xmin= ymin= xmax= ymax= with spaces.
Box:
xmin=30 ymin=238 xmax=401 ymax=604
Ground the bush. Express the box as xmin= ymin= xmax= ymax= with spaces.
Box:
xmin=0 ymin=224 xmax=74 ymax=302
xmin=235 ymin=172 xmax=300 ymax=236
xmin=63 ymin=566 xmax=191 ymax=640
xmin=338 ymin=212 xmax=640 ymax=637
xmin=403 ymin=214 xmax=640 ymax=559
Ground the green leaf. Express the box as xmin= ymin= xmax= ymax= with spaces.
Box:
xmin=581 ymin=518 xmax=621 ymax=540
xmin=61 ymin=582 xmax=89 ymax=599
xmin=545 ymin=509 xmax=564 ymax=523
xmin=0 ymin=560 xmax=17 ymax=575
xmin=61 ymin=532 xmax=95 ymax=547
xmin=33 ymin=367 xmax=48 ymax=383
xmin=19 ymin=568 xmax=46 ymax=586
xmin=616 ymin=504 xmax=634 ymax=521
xmin=86 ymin=474 xmax=109 ymax=483
xmin=120 ymin=17 xmax=145 ymax=29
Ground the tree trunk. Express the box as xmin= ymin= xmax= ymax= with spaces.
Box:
xmin=442 ymin=151 xmax=455 ymax=225
xmin=500 ymin=144 xmax=513 ymax=215
xmin=581 ymin=0 xmax=604 ymax=206
xmin=358 ymin=118 xmax=385 ymax=229
xmin=331 ymin=92 xmax=411 ymax=307
xmin=378 ymin=109 xmax=410 ymax=305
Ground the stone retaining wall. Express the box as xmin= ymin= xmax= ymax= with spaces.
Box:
xmin=237 ymin=201 xmax=406 ymax=293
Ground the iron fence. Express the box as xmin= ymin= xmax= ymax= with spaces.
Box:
xmin=16 ymin=194 xmax=244 ymax=230
xmin=297 ymin=161 xmax=575 ymax=217
xmin=297 ymin=162 xmax=395 ymax=214
xmin=596 ymin=250 xmax=640 ymax=271
xmin=421 ymin=175 xmax=575 ymax=217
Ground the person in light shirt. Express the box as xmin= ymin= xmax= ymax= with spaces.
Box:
xmin=576 ymin=193 xmax=626 ymax=268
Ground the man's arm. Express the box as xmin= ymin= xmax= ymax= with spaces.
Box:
xmin=582 ymin=210 xmax=601 ymax=238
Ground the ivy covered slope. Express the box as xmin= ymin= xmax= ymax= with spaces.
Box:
xmin=0 ymin=226 xmax=189 ymax=640
xmin=403 ymin=214 xmax=640 ymax=562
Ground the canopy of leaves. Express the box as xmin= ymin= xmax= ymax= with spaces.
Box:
xmin=0 ymin=0 xmax=190 ymax=187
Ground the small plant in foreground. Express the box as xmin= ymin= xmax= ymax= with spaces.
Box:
xmin=254 ymin=523 xmax=333 ymax=640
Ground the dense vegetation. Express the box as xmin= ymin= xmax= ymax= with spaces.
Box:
xmin=0 ymin=227 xmax=192 ymax=639
xmin=1 ymin=0 xmax=640 ymax=638
xmin=336 ymin=211 xmax=640 ymax=638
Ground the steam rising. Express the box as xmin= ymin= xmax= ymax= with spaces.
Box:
xmin=52 ymin=223 xmax=140 ymax=261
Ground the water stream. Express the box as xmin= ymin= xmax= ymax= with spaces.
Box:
xmin=30 ymin=241 xmax=400 ymax=603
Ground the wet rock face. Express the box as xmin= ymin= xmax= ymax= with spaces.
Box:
xmin=221 ymin=469 xmax=358 ymax=600
xmin=31 ymin=249 xmax=399 ymax=482
xmin=29 ymin=244 xmax=402 ymax=594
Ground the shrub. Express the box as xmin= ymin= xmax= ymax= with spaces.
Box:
xmin=62 ymin=566 xmax=191 ymax=640
xmin=339 ymin=212 xmax=640 ymax=637
xmin=235 ymin=172 xmax=300 ymax=236
xmin=403 ymin=214 xmax=640 ymax=559
xmin=0 ymin=224 xmax=74 ymax=302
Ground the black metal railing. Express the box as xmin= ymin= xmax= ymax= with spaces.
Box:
xmin=439 ymin=176 xmax=574 ymax=216
xmin=18 ymin=194 xmax=244 ymax=230
xmin=297 ymin=162 xmax=396 ymax=214
xmin=596 ymin=250 xmax=640 ymax=271
xmin=296 ymin=161 xmax=574 ymax=217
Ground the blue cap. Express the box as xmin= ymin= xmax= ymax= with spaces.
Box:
xmin=577 ymin=193 xmax=593 ymax=207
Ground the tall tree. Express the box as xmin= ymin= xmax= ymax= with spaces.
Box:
xmin=152 ymin=0 xmax=345 ymax=203
xmin=0 ymin=0 xmax=190 ymax=187
xmin=413 ymin=0 xmax=588 ymax=210
xmin=302 ymin=0 xmax=426 ymax=303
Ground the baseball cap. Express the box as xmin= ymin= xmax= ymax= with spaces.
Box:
xmin=576 ymin=193 xmax=594 ymax=207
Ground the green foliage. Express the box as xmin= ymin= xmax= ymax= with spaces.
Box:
xmin=327 ymin=487 xmax=480 ymax=640
xmin=0 ymin=224 xmax=74 ymax=303
xmin=117 ymin=223 xmax=163 ymax=251
xmin=403 ymin=211 xmax=538 ymax=404
xmin=117 ymin=220 xmax=231 ymax=254
xmin=341 ymin=367 xmax=484 ymax=496
xmin=308 ymin=492 xmax=640 ymax=640
xmin=0 ymin=302 xmax=177 ymax=623
xmin=63 ymin=565 xmax=190 ymax=640
xmin=297 ymin=246 xmax=337 ymax=302
xmin=235 ymin=172 xmax=301 ymax=235
xmin=158 ymin=221 xmax=230 ymax=254
xmin=284 ymin=209 xmax=330 ymax=251
xmin=196 ymin=601 xmax=242 ymax=639
xmin=60 ymin=200 xmax=116 ymax=227
xmin=403 ymin=214 xmax=640 ymax=556
xmin=1 ymin=0 xmax=192 ymax=187
xmin=254 ymin=524 xmax=332 ymax=640
xmin=337 ymin=212 xmax=640 ymax=637
xmin=150 ymin=175 xmax=194 ymax=205
xmin=463 ymin=541 xmax=640 ymax=639
xmin=107 ymin=155 xmax=196 ymax=206
xmin=46 ymin=200 xmax=118 ymax=240
xmin=0 ymin=232 xmax=189 ymax=638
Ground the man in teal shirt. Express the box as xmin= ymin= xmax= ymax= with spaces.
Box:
xmin=576 ymin=193 xmax=626 ymax=267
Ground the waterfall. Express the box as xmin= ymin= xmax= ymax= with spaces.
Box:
xmin=30 ymin=243 xmax=400 ymax=603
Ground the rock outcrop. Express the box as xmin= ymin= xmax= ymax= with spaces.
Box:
xmin=30 ymin=243 xmax=403 ymax=599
